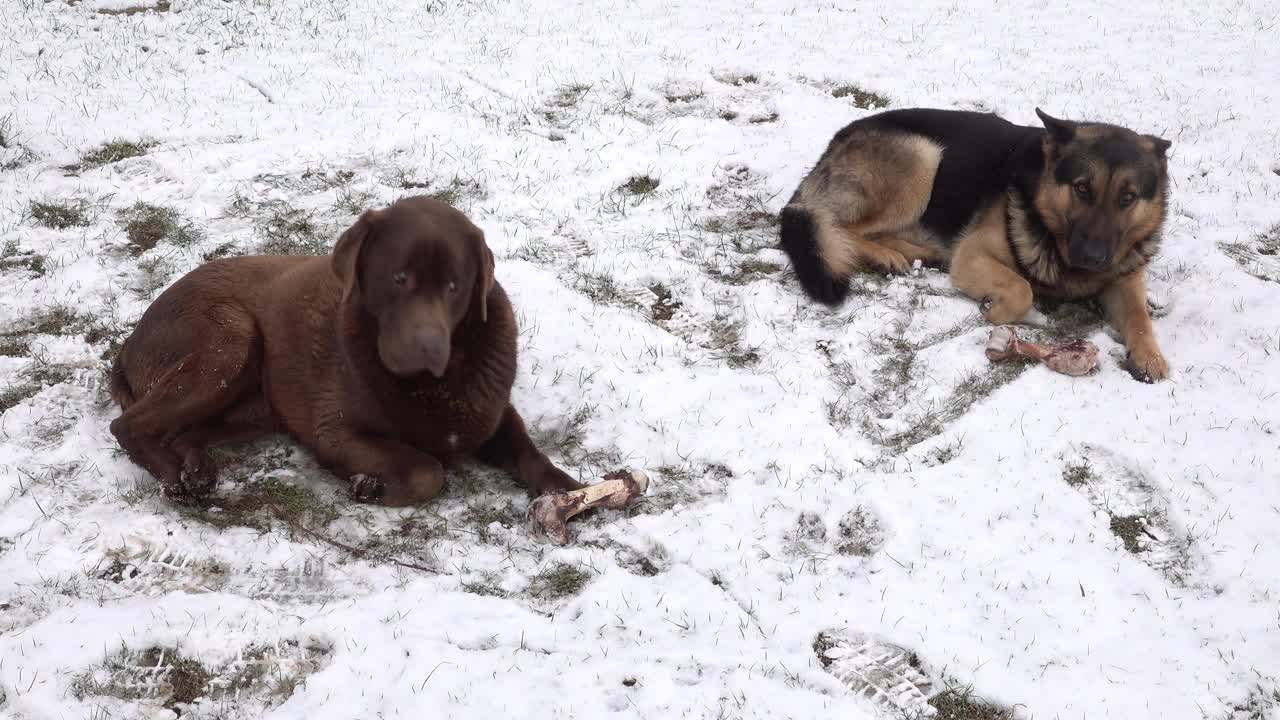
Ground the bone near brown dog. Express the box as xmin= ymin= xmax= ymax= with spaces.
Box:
xmin=527 ymin=469 xmax=650 ymax=545
xmin=108 ymin=195 xmax=642 ymax=534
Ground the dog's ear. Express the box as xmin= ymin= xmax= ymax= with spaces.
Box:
xmin=474 ymin=233 xmax=495 ymax=323
xmin=1147 ymin=134 xmax=1172 ymax=158
xmin=1035 ymin=107 xmax=1076 ymax=147
xmin=332 ymin=210 xmax=377 ymax=304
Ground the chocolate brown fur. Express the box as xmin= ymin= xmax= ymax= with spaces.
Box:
xmin=778 ymin=107 xmax=1173 ymax=382
xmin=109 ymin=196 xmax=584 ymax=504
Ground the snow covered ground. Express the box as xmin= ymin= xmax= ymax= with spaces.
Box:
xmin=1 ymin=0 xmax=1279 ymax=717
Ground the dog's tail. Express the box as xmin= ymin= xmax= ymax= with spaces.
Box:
xmin=778 ymin=204 xmax=850 ymax=306
xmin=108 ymin=351 xmax=135 ymax=410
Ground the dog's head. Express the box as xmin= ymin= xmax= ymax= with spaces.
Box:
xmin=330 ymin=196 xmax=495 ymax=378
xmin=1032 ymin=108 xmax=1171 ymax=273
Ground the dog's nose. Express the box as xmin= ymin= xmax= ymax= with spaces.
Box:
xmin=415 ymin=331 xmax=449 ymax=377
xmin=1069 ymin=241 xmax=1110 ymax=270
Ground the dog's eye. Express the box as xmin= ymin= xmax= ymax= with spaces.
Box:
xmin=1073 ymin=181 xmax=1091 ymax=200
xmin=1119 ymin=190 xmax=1137 ymax=208
xmin=392 ymin=272 xmax=408 ymax=287
xmin=447 ymin=280 xmax=458 ymax=293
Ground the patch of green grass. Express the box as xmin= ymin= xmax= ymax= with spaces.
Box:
xmin=1253 ymin=223 xmax=1280 ymax=255
xmin=914 ymin=680 xmax=1015 ymax=720
xmin=532 ymin=404 xmax=595 ymax=462
xmin=0 ymin=336 xmax=30 ymax=357
xmin=0 ymin=383 xmax=41 ymax=413
xmin=201 ymin=241 xmax=242 ymax=261
xmin=880 ymin=363 xmax=1025 ymax=452
xmin=199 ymin=470 xmax=340 ymax=533
xmin=835 ymin=507 xmax=884 ymax=557
xmin=79 ymin=139 xmax=155 ymax=169
xmin=511 ymin=236 xmax=561 ymax=264
xmin=71 ymin=646 xmax=211 ymax=711
xmin=526 ymin=404 xmax=630 ymax=478
xmin=1222 ymin=224 xmax=1280 ymax=260
xmin=664 ymin=90 xmax=704 ymax=103
xmin=219 ymin=639 xmax=329 ymax=706
xmin=301 ymin=167 xmax=355 ymax=189
xmin=709 ymin=258 xmax=784 ymax=286
xmin=648 ymin=283 xmax=681 ymax=322
xmin=1221 ymin=222 xmax=1280 ymax=283
xmin=573 ymin=270 xmax=625 ymax=305
xmin=6 ymin=304 xmax=93 ymax=337
xmin=926 ymin=438 xmax=964 ymax=466
xmin=232 ymin=196 xmax=331 ymax=256
xmin=117 ymin=202 xmax=204 ymax=255
xmin=30 ymin=199 xmax=91 ymax=229
xmin=423 ymin=176 xmax=484 ymax=208
xmin=629 ymin=462 xmax=732 ymax=517
xmin=0 ymin=114 xmax=16 ymax=149
xmin=334 ymin=187 xmax=373 ymax=216
xmin=526 ymin=562 xmax=592 ymax=600
xmin=704 ymin=312 xmax=759 ymax=369
xmin=0 ymin=306 xmax=102 ymax=370
xmin=701 ymin=209 xmax=779 ymax=234
xmin=133 ymin=256 xmax=176 ymax=298
xmin=461 ymin=570 xmax=508 ymax=598
xmin=1034 ymin=296 xmax=1105 ymax=341
xmin=1062 ymin=459 xmax=1097 ymax=488
xmin=22 ymin=355 xmax=77 ymax=387
xmin=815 ymin=340 xmax=859 ymax=428
xmin=859 ymin=316 xmax=1027 ymax=454
xmin=1 ymin=147 xmax=38 ymax=171
xmin=549 ymin=82 xmax=592 ymax=108
xmin=831 ymin=84 xmax=890 ymax=109
xmin=95 ymin=0 xmax=171 ymax=15
xmin=1225 ymin=685 xmax=1280 ymax=720
xmin=1 ymin=114 xmax=38 ymax=171
xmin=458 ymin=503 xmax=518 ymax=544
xmin=0 ymin=240 xmax=46 ymax=276
xmin=357 ymin=514 xmax=446 ymax=569
xmin=393 ymin=170 xmax=431 ymax=190
xmin=1109 ymin=514 xmax=1153 ymax=554
xmin=615 ymin=543 xmax=668 ymax=577
xmin=620 ymin=175 xmax=659 ymax=196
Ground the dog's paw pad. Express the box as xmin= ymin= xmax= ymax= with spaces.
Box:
xmin=1123 ymin=350 xmax=1169 ymax=384
xmin=179 ymin=464 xmax=217 ymax=496
xmin=349 ymin=474 xmax=385 ymax=503
xmin=159 ymin=480 xmax=210 ymax=507
xmin=1128 ymin=366 xmax=1155 ymax=384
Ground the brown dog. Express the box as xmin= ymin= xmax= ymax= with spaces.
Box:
xmin=109 ymin=196 xmax=584 ymax=506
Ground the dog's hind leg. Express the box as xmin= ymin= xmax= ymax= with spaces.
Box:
xmin=779 ymin=130 xmax=942 ymax=303
xmin=871 ymin=229 xmax=946 ymax=269
xmin=167 ymin=392 xmax=278 ymax=495
xmin=110 ymin=311 xmax=262 ymax=499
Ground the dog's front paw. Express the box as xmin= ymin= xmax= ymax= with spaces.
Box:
xmin=980 ymin=294 xmax=1034 ymax=326
xmin=179 ymin=453 xmax=217 ymax=497
xmin=349 ymin=473 xmax=386 ymax=503
xmin=1126 ymin=345 xmax=1169 ymax=384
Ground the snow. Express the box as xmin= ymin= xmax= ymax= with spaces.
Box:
xmin=1 ymin=0 xmax=1279 ymax=718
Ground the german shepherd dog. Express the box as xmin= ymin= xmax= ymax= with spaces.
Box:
xmin=778 ymin=107 xmax=1173 ymax=382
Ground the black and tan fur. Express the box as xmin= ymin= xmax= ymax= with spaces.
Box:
xmin=778 ymin=107 xmax=1173 ymax=382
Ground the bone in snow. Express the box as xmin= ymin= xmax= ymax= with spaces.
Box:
xmin=985 ymin=325 xmax=1100 ymax=377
